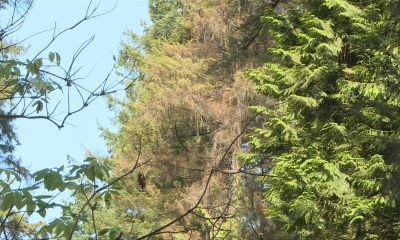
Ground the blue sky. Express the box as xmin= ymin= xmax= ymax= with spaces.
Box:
xmin=13 ymin=0 xmax=149 ymax=171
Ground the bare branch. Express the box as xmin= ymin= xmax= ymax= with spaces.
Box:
xmin=135 ymin=111 xmax=264 ymax=239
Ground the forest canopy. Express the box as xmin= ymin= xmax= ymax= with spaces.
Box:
xmin=1 ymin=0 xmax=400 ymax=239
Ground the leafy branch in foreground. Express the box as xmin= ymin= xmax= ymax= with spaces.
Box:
xmin=0 ymin=154 xmax=139 ymax=239
xmin=0 ymin=0 xmax=144 ymax=239
xmin=0 ymin=0 xmax=136 ymax=129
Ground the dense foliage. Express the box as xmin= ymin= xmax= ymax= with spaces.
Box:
xmin=100 ymin=0 xmax=275 ymax=238
xmin=1 ymin=0 xmax=400 ymax=239
xmin=247 ymin=0 xmax=400 ymax=239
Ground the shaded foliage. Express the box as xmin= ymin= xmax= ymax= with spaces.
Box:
xmin=247 ymin=0 xmax=400 ymax=239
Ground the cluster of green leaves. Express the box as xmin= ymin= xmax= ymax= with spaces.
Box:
xmin=0 ymin=1 xmax=155 ymax=239
xmin=246 ymin=0 xmax=400 ymax=239
xmin=0 ymin=155 xmax=125 ymax=239
xmin=1 ymin=51 xmax=63 ymax=112
xmin=36 ymin=157 xmax=122 ymax=239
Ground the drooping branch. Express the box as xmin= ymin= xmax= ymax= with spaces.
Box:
xmin=241 ymin=0 xmax=283 ymax=50
xmin=135 ymin=111 xmax=265 ymax=240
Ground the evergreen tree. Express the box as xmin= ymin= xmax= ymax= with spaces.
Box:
xmin=0 ymin=0 xmax=28 ymax=171
xmin=247 ymin=0 xmax=400 ymax=239
xmin=100 ymin=0 xmax=278 ymax=238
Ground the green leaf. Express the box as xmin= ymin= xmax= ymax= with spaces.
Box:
xmin=104 ymin=192 xmax=112 ymax=207
xmin=38 ymin=208 xmax=46 ymax=218
xmin=27 ymin=61 xmax=39 ymax=75
xmin=13 ymin=192 xmax=24 ymax=209
xmin=34 ymin=58 xmax=43 ymax=69
xmin=1 ymin=192 xmax=14 ymax=211
xmin=84 ymin=156 xmax=97 ymax=163
xmin=35 ymin=195 xmax=53 ymax=200
xmin=34 ymin=168 xmax=50 ymax=181
xmin=65 ymin=181 xmax=78 ymax=190
xmin=48 ymin=52 xmax=55 ymax=62
xmin=27 ymin=202 xmax=36 ymax=215
xmin=42 ymin=171 xmax=65 ymax=191
xmin=84 ymin=165 xmax=96 ymax=181
xmin=55 ymin=52 xmax=61 ymax=65
xmin=98 ymin=228 xmax=109 ymax=236
xmin=108 ymin=229 xmax=120 ymax=240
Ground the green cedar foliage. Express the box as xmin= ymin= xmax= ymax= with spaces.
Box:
xmin=246 ymin=0 xmax=400 ymax=239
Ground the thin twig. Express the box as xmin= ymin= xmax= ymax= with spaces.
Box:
xmin=67 ymin=146 xmax=143 ymax=240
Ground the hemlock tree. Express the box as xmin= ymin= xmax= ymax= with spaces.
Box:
xmin=246 ymin=0 xmax=400 ymax=239
xmin=96 ymin=0 xmax=280 ymax=239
